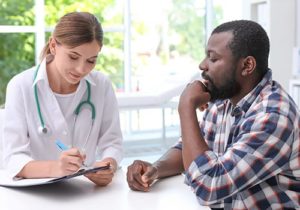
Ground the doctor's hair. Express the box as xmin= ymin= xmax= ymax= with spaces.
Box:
xmin=40 ymin=12 xmax=103 ymax=60
xmin=212 ymin=20 xmax=270 ymax=78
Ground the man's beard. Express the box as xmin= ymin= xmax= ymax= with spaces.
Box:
xmin=202 ymin=68 xmax=241 ymax=102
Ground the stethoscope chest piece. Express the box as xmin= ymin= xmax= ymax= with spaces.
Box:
xmin=38 ymin=125 xmax=51 ymax=136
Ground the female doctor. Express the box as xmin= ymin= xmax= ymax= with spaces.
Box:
xmin=2 ymin=12 xmax=123 ymax=186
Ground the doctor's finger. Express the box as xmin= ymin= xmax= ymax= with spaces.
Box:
xmin=64 ymin=155 xmax=84 ymax=168
xmin=65 ymin=162 xmax=81 ymax=172
xmin=86 ymin=171 xmax=113 ymax=180
xmin=86 ymin=175 xmax=112 ymax=186
xmin=95 ymin=168 xmax=114 ymax=175
xmin=65 ymin=148 xmax=83 ymax=157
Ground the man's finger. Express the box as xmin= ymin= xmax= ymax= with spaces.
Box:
xmin=141 ymin=167 xmax=157 ymax=183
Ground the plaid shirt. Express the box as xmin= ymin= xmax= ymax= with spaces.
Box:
xmin=175 ymin=70 xmax=300 ymax=209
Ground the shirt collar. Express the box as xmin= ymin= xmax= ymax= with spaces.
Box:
xmin=84 ymin=72 xmax=96 ymax=86
xmin=232 ymin=69 xmax=272 ymax=117
xmin=32 ymin=58 xmax=96 ymax=87
xmin=212 ymin=69 xmax=272 ymax=117
xmin=32 ymin=58 xmax=48 ymax=87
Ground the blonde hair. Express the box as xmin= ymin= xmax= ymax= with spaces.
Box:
xmin=40 ymin=12 xmax=103 ymax=61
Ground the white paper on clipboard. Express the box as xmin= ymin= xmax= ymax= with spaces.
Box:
xmin=0 ymin=165 xmax=110 ymax=187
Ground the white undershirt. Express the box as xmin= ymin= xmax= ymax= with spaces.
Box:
xmin=54 ymin=92 xmax=76 ymax=117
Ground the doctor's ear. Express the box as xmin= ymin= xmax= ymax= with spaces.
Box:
xmin=241 ymin=56 xmax=256 ymax=76
xmin=48 ymin=37 xmax=56 ymax=55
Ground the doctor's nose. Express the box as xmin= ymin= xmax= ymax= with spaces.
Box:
xmin=75 ymin=63 xmax=91 ymax=75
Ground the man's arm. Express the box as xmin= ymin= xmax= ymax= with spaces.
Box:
xmin=179 ymin=107 xmax=209 ymax=170
xmin=126 ymin=147 xmax=184 ymax=192
xmin=153 ymin=147 xmax=184 ymax=178
xmin=178 ymin=80 xmax=211 ymax=169
xmin=127 ymin=80 xmax=210 ymax=192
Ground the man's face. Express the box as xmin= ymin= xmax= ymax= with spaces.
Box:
xmin=200 ymin=31 xmax=241 ymax=102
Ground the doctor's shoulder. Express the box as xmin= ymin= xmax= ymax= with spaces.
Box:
xmin=89 ymin=70 xmax=114 ymax=89
xmin=7 ymin=66 xmax=37 ymax=90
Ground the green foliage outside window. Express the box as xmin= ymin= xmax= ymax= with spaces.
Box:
xmin=0 ymin=0 xmax=35 ymax=106
xmin=0 ymin=0 xmax=123 ymax=105
xmin=168 ymin=0 xmax=223 ymax=61
xmin=0 ymin=0 xmax=223 ymax=106
xmin=169 ymin=0 xmax=205 ymax=61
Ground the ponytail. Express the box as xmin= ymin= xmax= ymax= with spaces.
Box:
xmin=39 ymin=41 xmax=51 ymax=62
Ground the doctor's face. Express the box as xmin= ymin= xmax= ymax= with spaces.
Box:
xmin=51 ymin=39 xmax=101 ymax=85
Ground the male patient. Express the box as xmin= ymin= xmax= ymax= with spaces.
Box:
xmin=126 ymin=20 xmax=300 ymax=209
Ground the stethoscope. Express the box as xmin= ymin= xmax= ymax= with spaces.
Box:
xmin=33 ymin=63 xmax=96 ymax=148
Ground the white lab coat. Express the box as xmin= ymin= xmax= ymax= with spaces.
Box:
xmin=2 ymin=59 xmax=123 ymax=177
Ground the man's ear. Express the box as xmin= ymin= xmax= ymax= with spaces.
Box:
xmin=241 ymin=56 xmax=256 ymax=76
xmin=49 ymin=37 xmax=56 ymax=55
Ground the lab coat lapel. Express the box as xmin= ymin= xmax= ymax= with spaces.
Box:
xmin=34 ymin=63 xmax=70 ymax=142
xmin=41 ymin=82 xmax=69 ymax=138
xmin=49 ymin=80 xmax=90 ymax=143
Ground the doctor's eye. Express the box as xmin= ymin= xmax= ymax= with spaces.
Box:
xmin=87 ymin=60 xmax=96 ymax=64
xmin=69 ymin=55 xmax=79 ymax=60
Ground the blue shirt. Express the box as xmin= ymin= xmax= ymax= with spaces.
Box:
xmin=175 ymin=70 xmax=300 ymax=209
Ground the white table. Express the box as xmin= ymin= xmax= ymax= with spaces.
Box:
xmin=0 ymin=169 xmax=209 ymax=210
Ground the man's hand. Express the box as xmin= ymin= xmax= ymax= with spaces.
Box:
xmin=179 ymin=80 xmax=211 ymax=112
xmin=127 ymin=160 xmax=158 ymax=192
xmin=178 ymin=80 xmax=210 ymax=169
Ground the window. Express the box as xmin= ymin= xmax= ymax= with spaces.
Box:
xmin=0 ymin=0 xmax=242 ymax=155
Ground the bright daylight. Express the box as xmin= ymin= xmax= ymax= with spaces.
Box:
xmin=0 ymin=0 xmax=299 ymax=210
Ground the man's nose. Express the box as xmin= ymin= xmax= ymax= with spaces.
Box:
xmin=199 ymin=59 xmax=208 ymax=71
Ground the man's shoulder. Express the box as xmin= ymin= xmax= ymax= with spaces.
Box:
xmin=263 ymin=80 xmax=294 ymax=105
xmin=256 ymin=80 xmax=299 ymax=117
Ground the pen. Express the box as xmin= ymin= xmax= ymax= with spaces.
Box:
xmin=55 ymin=139 xmax=69 ymax=151
xmin=55 ymin=139 xmax=88 ymax=167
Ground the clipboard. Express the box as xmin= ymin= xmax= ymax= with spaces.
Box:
xmin=49 ymin=165 xmax=110 ymax=183
xmin=0 ymin=165 xmax=110 ymax=187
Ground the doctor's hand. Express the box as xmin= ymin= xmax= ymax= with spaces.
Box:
xmin=84 ymin=158 xmax=117 ymax=186
xmin=178 ymin=80 xmax=211 ymax=112
xmin=127 ymin=160 xmax=158 ymax=192
xmin=54 ymin=148 xmax=86 ymax=177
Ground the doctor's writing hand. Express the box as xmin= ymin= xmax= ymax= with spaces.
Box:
xmin=84 ymin=158 xmax=117 ymax=186
xmin=54 ymin=148 xmax=86 ymax=177
xmin=127 ymin=160 xmax=158 ymax=192
xmin=178 ymin=80 xmax=211 ymax=113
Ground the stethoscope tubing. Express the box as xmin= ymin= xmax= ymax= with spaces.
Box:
xmin=33 ymin=63 xmax=96 ymax=148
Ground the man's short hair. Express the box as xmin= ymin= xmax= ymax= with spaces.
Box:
xmin=212 ymin=20 xmax=270 ymax=77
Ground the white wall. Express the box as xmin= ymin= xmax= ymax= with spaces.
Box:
xmin=268 ymin=0 xmax=296 ymax=90
xmin=243 ymin=0 xmax=297 ymax=90
xmin=297 ymin=0 xmax=300 ymax=46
